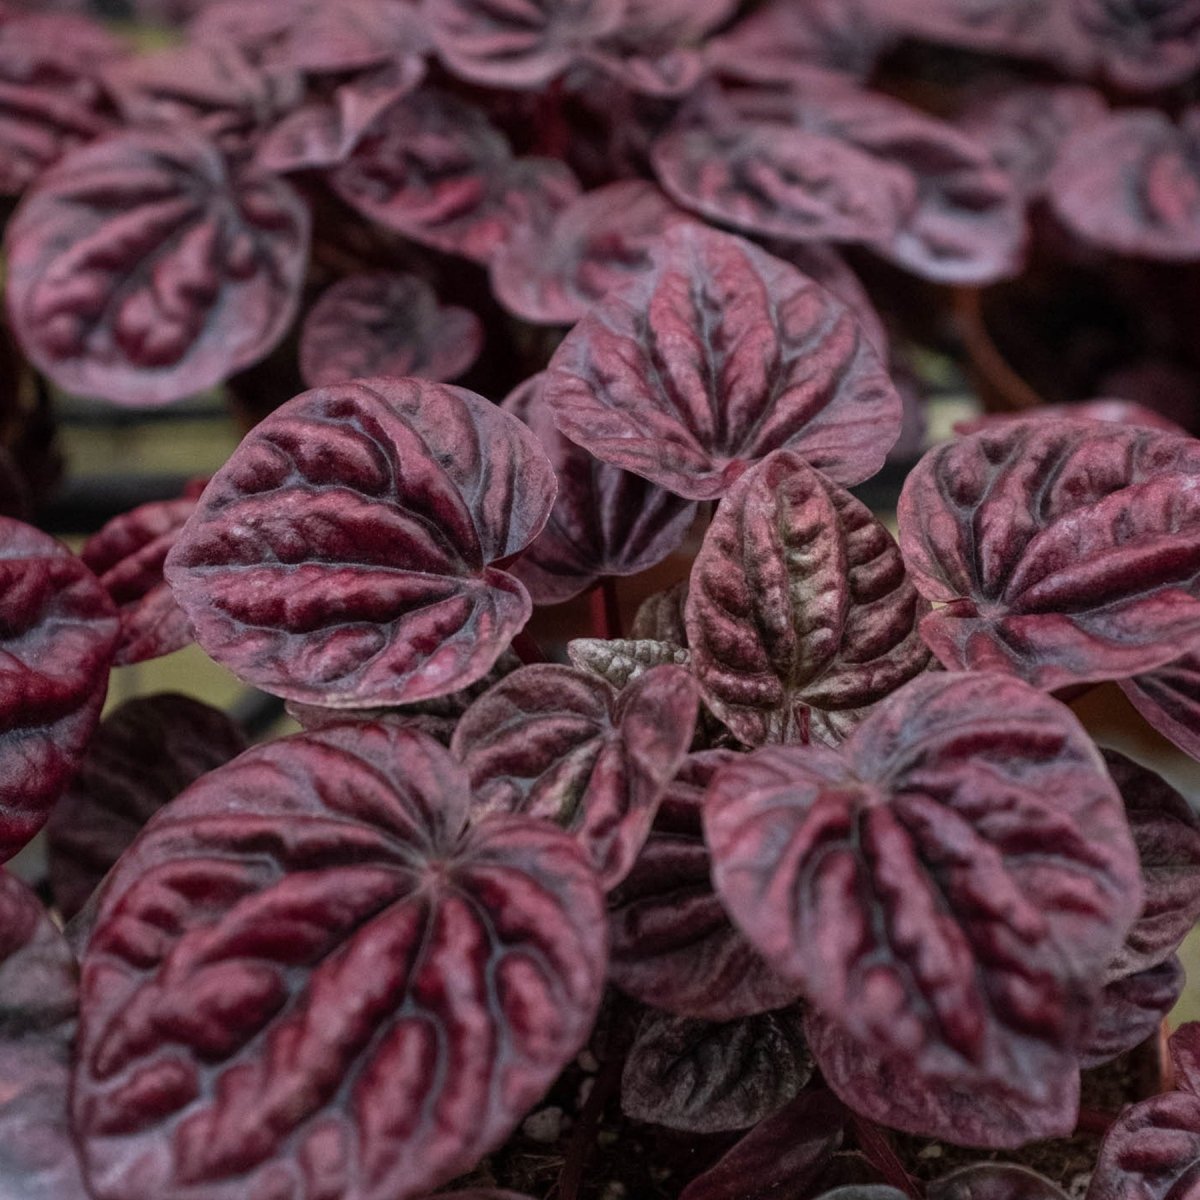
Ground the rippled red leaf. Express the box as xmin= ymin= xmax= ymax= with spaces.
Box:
xmin=608 ymin=750 xmax=801 ymax=1020
xmin=686 ymin=450 xmax=929 ymax=747
xmin=1049 ymin=109 xmax=1200 ymax=261
xmin=1122 ymin=649 xmax=1200 ymax=761
xmin=423 ymin=0 xmax=625 ymax=88
xmin=503 ymin=374 xmax=696 ymax=605
xmin=1080 ymin=957 xmax=1185 ymax=1070
xmin=46 ymin=693 xmax=247 ymax=921
xmin=897 ymin=420 xmax=1200 ymax=689
xmin=568 ymin=638 xmax=691 ymax=690
xmin=954 ymin=400 xmax=1188 ymax=438
xmin=6 ymin=125 xmax=311 ymax=407
xmin=191 ymin=0 xmax=429 ymax=74
xmin=166 ymin=379 xmax=556 ymax=707
xmin=706 ymin=671 xmax=1141 ymax=1142
xmin=452 ymin=663 xmax=698 ymax=889
xmin=0 ymin=517 xmax=118 ymax=862
xmin=490 ymin=181 xmax=683 ymax=325
xmin=81 ymin=483 xmax=206 ymax=666
xmin=631 ymin=580 xmax=689 ymax=645
xmin=544 ymin=223 xmax=901 ymax=501
xmin=930 ymin=1166 xmax=1072 ymax=1200
xmin=678 ymin=1088 xmax=846 ymax=1200
xmin=1101 ymin=750 xmax=1200 ymax=981
xmin=73 ymin=721 xmax=606 ymax=1200
xmin=0 ymin=872 xmax=85 ymax=1200
xmin=1074 ymin=0 xmax=1200 ymax=90
xmin=621 ymin=1005 xmax=811 ymax=1133
xmin=300 ymin=272 xmax=482 ymax=389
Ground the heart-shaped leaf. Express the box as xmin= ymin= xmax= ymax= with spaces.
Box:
xmin=80 ymin=482 xmax=206 ymax=666
xmin=46 ymin=693 xmax=247 ymax=921
xmin=300 ymin=272 xmax=483 ymax=389
xmin=5 ymin=125 xmax=311 ymax=407
xmin=452 ymin=663 xmax=698 ymax=889
xmin=1080 ymin=957 xmax=1185 ymax=1069
xmin=422 ymin=0 xmax=626 ymax=88
xmin=705 ymin=671 xmax=1142 ymax=1142
xmin=686 ymin=450 xmax=930 ymax=747
xmin=1121 ymin=648 xmax=1200 ymax=761
xmin=1048 ymin=109 xmax=1200 ymax=260
xmin=503 ymin=374 xmax=696 ymax=605
xmin=0 ymin=872 xmax=85 ymax=1200
xmin=1073 ymin=0 xmax=1200 ymax=90
xmin=543 ymin=222 xmax=901 ymax=501
xmin=621 ymin=1005 xmax=811 ymax=1133
xmin=73 ymin=722 xmax=606 ymax=1200
xmin=165 ymin=378 xmax=557 ymax=707
xmin=897 ymin=420 xmax=1200 ymax=690
xmin=608 ymin=751 xmax=802 ymax=1020
xmin=0 ymin=517 xmax=118 ymax=862
xmin=1102 ymin=750 xmax=1200 ymax=981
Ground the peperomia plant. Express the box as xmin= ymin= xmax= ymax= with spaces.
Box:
xmin=0 ymin=2 xmax=1199 ymax=1200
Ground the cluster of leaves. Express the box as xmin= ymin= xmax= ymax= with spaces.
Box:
xmin=0 ymin=1 xmax=1200 ymax=1199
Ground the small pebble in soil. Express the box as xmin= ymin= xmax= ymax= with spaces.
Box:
xmin=521 ymin=1107 xmax=564 ymax=1144
xmin=577 ymin=1049 xmax=600 ymax=1073
xmin=578 ymin=1077 xmax=595 ymax=1108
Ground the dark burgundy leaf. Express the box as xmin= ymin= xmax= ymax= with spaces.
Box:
xmin=452 ymin=663 xmax=699 ymax=889
xmin=630 ymin=580 xmax=689 ymax=645
xmin=0 ymin=517 xmax=118 ymax=862
xmin=809 ymin=1190 xmax=905 ymax=1200
xmin=489 ymin=181 xmax=683 ymax=326
xmin=422 ymin=0 xmax=625 ymax=88
xmin=686 ymin=450 xmax=929 ymax=747
xmin=1080 ymin=957 xmax=1185 ymax=1070
xmin=1073 ymin=0 xmax=1200 ymax=90
xmin=165 ymin=379 xmax=556 ymax=707
xmin=705 ymin=671 xmax=1142 ymax=1143
xmin=80 ymin=483 xmax=206 ymax=666
xmin=958 ymin=83 xmax=1108 ymax=201
xmin=621 ymin=1005 xmax=812 ymax=1134
xmin=435 ymin=1193 xmax=534 ymax=1200
xmin=678 ymin=1088 xmax=846 ymax=1200
xmin=1174 ymin=1024 xmax=1200 ymax=1095
xmin=6 ymin=125 xmax=311 ymax=408
xmin=1102 ymin=750 xmax=1200 ymax=980
xmin=897 ymin=420 xmax=1200 ymax=690
xmin=191 ymin=0 xmax=429 ymax=75
xmin=73 ymin=721 xmax=606 ymax=1200
xmin=256 ymin=61 xmax=425 ymax=173
xmin=503 ymin=374 xmax=696 ymax=605
xmin=0 ymin=871 xmax=85 ymax=1200
xmin=929 ymin=1165 xmax=1072 ymax=1200
xmin=954 ymin=400 xmax=1188 ymax=438
xmin=1049 ymin=110 xmax=1200 ymax=261
xmin=45 ymin=693 xmax=247 ymax=921
xmin=568 ymin=638 xmax=691 ymax=690
xmin=608 ymin=750 xmax=802 ymax=1021
xmin=300 ymin=272 xmax=483 ymax=389
xmin=585 ymin=44 xmax=704 ymax=99
xmin=1123 ymin=649 xmax=1200 ymax=762
xmin=543 ymin=223 xmax=902 ymax=501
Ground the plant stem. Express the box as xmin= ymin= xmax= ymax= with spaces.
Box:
xmin=589 ymin=578 xmax=623 ymax=640
xmin=849 ymin=1115 xmax=922 ymax=1200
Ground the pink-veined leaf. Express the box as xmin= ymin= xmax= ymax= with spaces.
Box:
xmin=80 ymin=481 xmax=206 ymax=666
xmin=503 ymin=374 xmax=696 ymax=605
xmin=543 ymin=222 xmax=902 ymax=501
xmin=608 ymin=750 xmax=802 ymax=1021
xmin=164 ymin=379 xmax=557 ymax=707
xmin=897 ymin=420 xmax=1200 ymax=690
xmin=1122 ymin=647 xmax=1200 ymax=762
xmin=5 ymin=125 xmax=311 ymax=407
xmin=46 ymin=693 xmax=247 ymax=921
xmin=0 ymin=516 xmax=118 ymax=862
xmin=686 ymin=450 xmax=929 ymax=747
xmin=706 ymin=671 xmax=1142 ymax=1143
xmin=300 ymin=272 xmax=483 ymax=389
xmin=451 ymin=663 xmax=699 ymax=889
xmin=72 ymin=721 xmax=607 ymax=1200
xmin=1073 ymin=0 xmax=1200 ymax=90
xmin=1080 ymin=957 xmax=1185 ymax=1070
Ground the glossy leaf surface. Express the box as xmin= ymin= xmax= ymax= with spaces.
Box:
xmin=452 ymin=663 xmax=698 ymax=889
xmin=898 ymin=421 xmax=1200 ymax=690
xmin=73 ymin=722 xmax=607 ymax=1200
xmin=706 ymin=672 xmax=1141 ymax=1140
xmin=6 ymin=125 xmax=311 ymax=407
xmin=300 ymin=272 xmax=482 ymax=389
xmin=686 ymin=450 xmax=929 ymax=746
xmin=46 ymin=693 xmax=247 ymax=920
xmin=0 ymin=517 xmax=118 ymax=862
xmin=544 ymin=223 xmax=901 ymax=501
xmin=165 ymin=379 xmax=556 ymax=707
